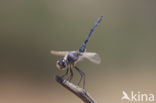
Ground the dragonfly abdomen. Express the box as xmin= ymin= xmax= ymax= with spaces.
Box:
xmin=79 ymin=16 xmax=103 ymax=53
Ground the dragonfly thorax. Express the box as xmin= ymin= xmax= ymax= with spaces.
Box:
xmin=66 ymin=51 xmax=82 ymax=62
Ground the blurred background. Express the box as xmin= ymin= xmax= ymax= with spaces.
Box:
xmin=0 ymin=0 xmax=156 ymax=103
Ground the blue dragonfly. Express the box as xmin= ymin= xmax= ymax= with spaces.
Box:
xmin=51 ymin=16 xmax=103 ymax=88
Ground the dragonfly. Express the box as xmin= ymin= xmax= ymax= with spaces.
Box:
xmin=51 ymin=16 xmax=103 ymax=89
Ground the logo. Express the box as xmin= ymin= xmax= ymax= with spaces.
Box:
xmin=121 ymin=91 xmax=154 ymax=102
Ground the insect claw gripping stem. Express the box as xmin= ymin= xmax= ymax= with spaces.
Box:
xmin=75 ymin=66 xmax=86 ymax=89
xmin=79 ymin=16 xmax=103 ymax=53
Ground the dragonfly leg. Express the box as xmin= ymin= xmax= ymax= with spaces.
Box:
xmin=61 ymin=69 xmax=69 ymax=78
xmin=68 ymin=68 xmax=73 ymax=82
xmin=74 ymin=66 xmax=86 ymax=89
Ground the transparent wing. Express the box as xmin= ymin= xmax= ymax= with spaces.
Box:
xmin=82 ymin=52 xmax=101 ymax=64
xmin=50 ymin=50 xmax=68 ymax=56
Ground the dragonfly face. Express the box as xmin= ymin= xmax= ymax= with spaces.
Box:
xmin=56 ymin=58 xmax=67 ymax=70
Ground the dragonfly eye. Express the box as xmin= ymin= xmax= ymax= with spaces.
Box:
xmin=56 ymin=59 xmax=67 ymax=70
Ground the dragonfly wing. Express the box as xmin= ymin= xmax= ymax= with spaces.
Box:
xmin=50 ymin=50 xmax=68 ymax=56
xmin=82 ymin=52 xmax=101 ymax=64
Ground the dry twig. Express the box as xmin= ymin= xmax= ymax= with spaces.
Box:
xmin=55 ymin=75 xmax=97 ymax=103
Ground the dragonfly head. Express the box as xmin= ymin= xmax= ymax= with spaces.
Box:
xmin=56 ymin=58 xmax=67 ymax=70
